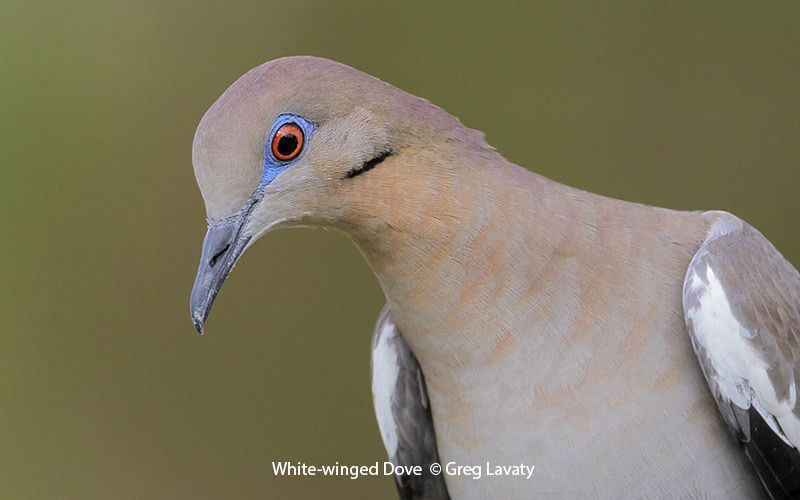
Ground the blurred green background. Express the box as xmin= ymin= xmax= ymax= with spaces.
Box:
xmin=1 ymin=1 xmax=798 ymax=498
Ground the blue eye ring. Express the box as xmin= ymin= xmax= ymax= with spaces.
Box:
xmin=261 ymin=114 xmax=315 ymax=185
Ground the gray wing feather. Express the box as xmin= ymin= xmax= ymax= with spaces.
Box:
xmin=683 ymin=211 xmax=800 ymax=498
xmin=371 ymin=306 xmax=450 ymax=500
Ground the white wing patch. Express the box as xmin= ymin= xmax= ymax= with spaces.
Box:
xmin=684 ymin=215 xmax=800 ymax=449
xmin=371 ymin=317 xmax=400 ymax=457
xmin=369 ymin=307 xmax=450 ymax=499
xmin=686 ymin=264 xmax=764 ymax=408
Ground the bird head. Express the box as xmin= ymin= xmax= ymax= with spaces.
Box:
xmin=189 ymin=56 xmax=488 ymax=333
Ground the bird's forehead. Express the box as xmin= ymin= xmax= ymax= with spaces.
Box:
xmin=191 ymin=57 xmax=388 ymax=219
xmin=191 ymin=91 xmax=265 ymax=219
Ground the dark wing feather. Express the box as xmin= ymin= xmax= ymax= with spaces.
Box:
xmin=371 ymin=306 xmax=450 ymax=500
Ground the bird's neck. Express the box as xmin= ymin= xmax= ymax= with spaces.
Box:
xmin=343 ymin=153 xmax=708 ymax=391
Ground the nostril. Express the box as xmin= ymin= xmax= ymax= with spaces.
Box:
xmin=209 ymin=244 xmax=230 ymax=268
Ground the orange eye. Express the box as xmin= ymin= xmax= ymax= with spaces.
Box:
xmin=270 ymin=122 xmax=304 ymax=161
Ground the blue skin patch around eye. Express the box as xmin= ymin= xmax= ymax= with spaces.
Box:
xmin=260 ymin=114 xmax=316 ymax=187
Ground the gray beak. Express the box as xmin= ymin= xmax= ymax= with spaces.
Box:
xmin=189 ymin=215 xmax=251 ymax=334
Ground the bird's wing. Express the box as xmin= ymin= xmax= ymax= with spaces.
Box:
xmin=683 ymin=211 xmax=800 ymax=498
xmin=371 ymin=305 xmax=450 ymax=500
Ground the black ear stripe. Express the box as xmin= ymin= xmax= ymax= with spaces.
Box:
xmin=345 ymin=150 xmax=393 ymax=179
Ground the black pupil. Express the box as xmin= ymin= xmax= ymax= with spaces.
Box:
xmin=277 ymin=133 xmax=298 ymax=157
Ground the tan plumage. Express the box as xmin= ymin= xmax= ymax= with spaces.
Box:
xmin=189 ymin=56 xmax=798 ymax=498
